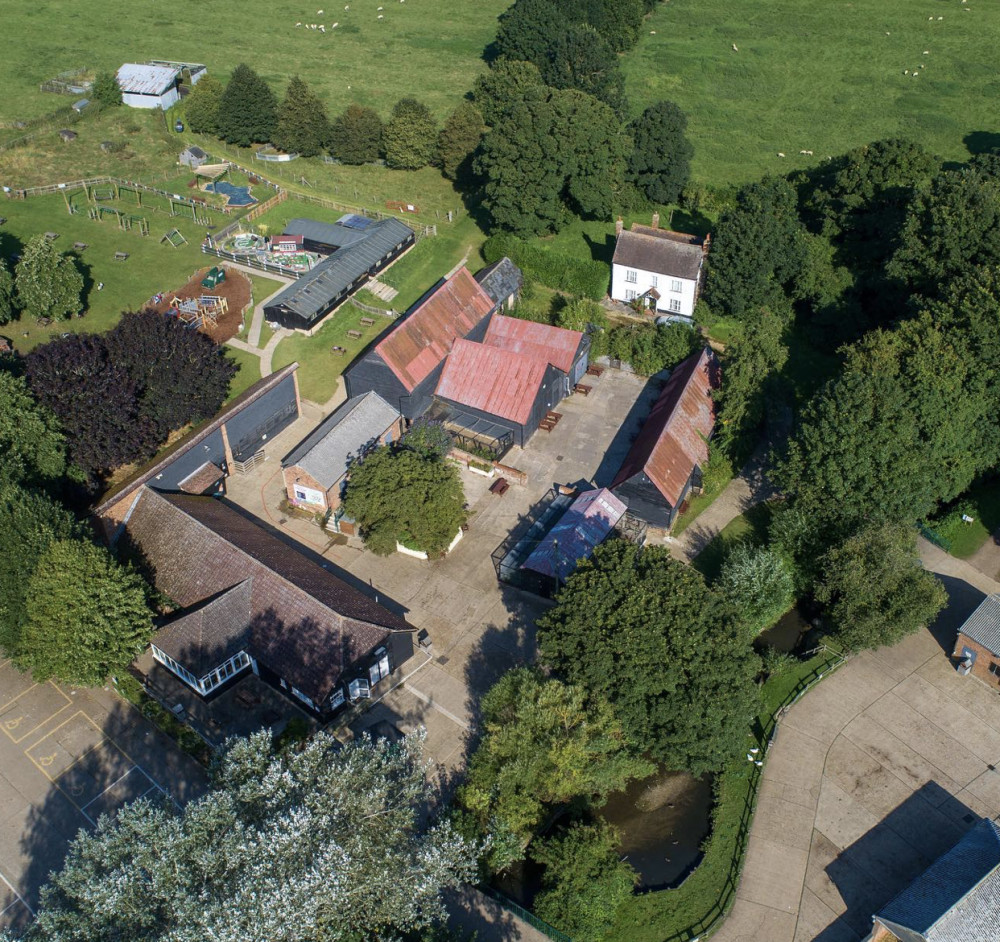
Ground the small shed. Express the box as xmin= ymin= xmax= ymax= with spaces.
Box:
xmin=180 ymin=145 xmax=208 ymax=169
xmin=59 ymin=129 xmax=78 ymax=143
xmin=116 ymin=63 xmax=182 ymax=110
xmin=71 ymin=99 xmax=89 ymax=113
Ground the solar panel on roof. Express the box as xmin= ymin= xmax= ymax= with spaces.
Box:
xmin=338 ymin=214 xmax=374 ymax=230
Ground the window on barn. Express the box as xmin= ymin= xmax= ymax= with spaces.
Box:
xmin=990 ymin=662 xmax=1000 ymax=677
xmin=625 ymin=269 xmax=638 ymax=283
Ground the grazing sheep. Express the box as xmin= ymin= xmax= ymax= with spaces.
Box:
xmin=377 ymin=13 xmax=383 ymax=18
xmin=319 ymin=24 xmax=325 ymax=30
xmin=332 ymin=21 xmax=338 ymax=27
xmin=317 ymin=8 xmax=323 ymax=13
xmin=923 ymin=50 xmax=929 ymax=54
xmin=777 ymin=152 xmax=785 ymax=157
xmin=732 ymin=43 xmax=738 ymax=51
xmin=799 ymin=150 xmax=813 ymax=155
xmin=650 ymin=29 xmax=656 ymax=33
xmin=296 ymin=21 xmax=302 ymax=25
xmin=345 ymin=4 xmax=349 ymax=8
xmin=904 ymin=70 xmax=909 ymax=74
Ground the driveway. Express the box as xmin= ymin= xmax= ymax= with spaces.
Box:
xmin=714 ymin=551 xmax=1000 ymax=942
xmin=0 ymin=662 xmax=207 ymax=931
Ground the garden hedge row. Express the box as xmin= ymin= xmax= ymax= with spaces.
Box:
xmin=483 ymin=233 xmax=609 ymax=300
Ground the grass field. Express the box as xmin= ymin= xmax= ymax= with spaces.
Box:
xmin=625 ymin=0 xmax=1000 ymax=185
xmin=0 ymin=191 xmax=216 ymax=352
xmin=0 ymin=0 xmax=510 ymax=124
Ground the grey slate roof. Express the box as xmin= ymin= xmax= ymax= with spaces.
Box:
xmin=876 ymin=818 xmax=1000 ymax=942
xmin=957 ymin=595 xmax=1000 ymax=657
xmin=283 ymin=392 xmax=399 ymax=490
xmin=184 ymin=145 xmax=207 ymax=159
xmin=282 ymin=217 xmax=371 ymax=251
xmin=266 ymin=217 xmax=414 ymax=322
xmin=475 ymin=257 xmax=522 ymax=305
xmin=612 ymin=226 xmax=705 ymax=281
xmin=153 ymin=580 xmax=253 ymax=676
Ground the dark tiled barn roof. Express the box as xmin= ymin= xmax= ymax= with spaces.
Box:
xmin=435 ymin=338 xmax=548 ymax=426
xmin=612 ymin=226 xmax=705 ymax=281
xmin=125 ymin=489 xmax=412 ymax=703
xmin=375 ymin=267 xmax=496 ymax=392
xmin=484 ymin=315 xmax=584 ymax=374
xmin=610 ymin=348 xmax=719 ymax=506
xmin=877 ymin=818 xmax=1000 ymax=942
xmin=475 ymin=256 xmax=522 ymax=305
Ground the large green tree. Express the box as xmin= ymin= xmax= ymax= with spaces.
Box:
xmin=472 ymin=59 xmax=545 ymax=127
xmin=494 ymin=0 xmax=568 ymax=65
xmin=0 ymin=372 xmax=66 ymax=485
xmin=184 ymin=74 xmax=224 ymax=135
xmin=532 ymin=822 xmax=636 ymax=942
xmin=477 ymin=87 xmax=628 ymax=235
xmin=272 ymin=76 xmax=329 ymax=157
xmin=217 ymin=63 xmax=278 ymax=147
xmin=579 ymin=0 xmax=645 ymax=52
xmin=0 ymin=482 xmax=77 ymax=659
xmin=329 ymin=104 xmax=383 ymax=164
xmin=715 ymin=310 xmax=788 ymax=455
xmin=540 ymin=25 xmax=626 ymax=115
xmin=457 ymin=667 xmax=652 ymax=869
xmin=703 ymin=178 xmax=808 ymax=321
xmin=15 ymin=235 xmax=84 ymax=321
xmin=556 ymin=297 xmax=609 ymax=358
xmin=382 ymin=98 xmax=437 ymax=170
xmin=343 ymin=444 xmax=466 ymax=556
xmin=538 ymin=540 xmax=761 ymax=774
xmin=816 ymin=521 xmax=946 ymax=652
xmin=0 ymin=258 xmax=17 ymax=325
xmin=776 ymin=313 xmax=989 ymax=528
xmin=889 ymin=168 xmax=1000 ymax=299
xmin=627 ymin=100 xmax=693 ymax=205
xmin=17 ymin=731 xmax=476 ymax=942
xmin=437 ymin=102 xmax=485 ymax=181
xmin=20 ymin=538 xmax=153 ymax=685
xmin=719 ymin=542 xmax=796 ymax=637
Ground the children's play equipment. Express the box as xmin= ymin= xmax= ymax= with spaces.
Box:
xmin=201 ymin=266 xmax=226 ymax=288
xmin=166 ymin=294 xmax=228 ymax=329
xmin=161 ymin=228 xmax=188 ymax=247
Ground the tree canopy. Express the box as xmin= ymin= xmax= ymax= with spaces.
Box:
xmin=457 ymin=667 xmax=652 ymax=869
xmin=19 ymin=538 xmax=153 ymax=685
xmin=477 ymin=87 xmax=627 ymax=235
xmin=382 ymin=98 xmax=437 ymax=170
xmin=329 ymin=104 xmax=383 ymax=165
xmin=217 ymin=63 xmax=278 ymax=147
xmin=343 ymin=442 xmax=466 ymax=556
xmin=719 ymin=542 xmax=796 ymax=637
xmin=184 ymin=74 xmax=224 ymax=135
xmin=627 ymin=101 xmax=693 ymax=205
xmin=538 ymin=540 xmax=761 ymax=774
xmin=0 ymin=257 xmax=15 ymax=325
xmin=539 ymin=25 xmax=626 ymax=115
xmin=91 ymin=71 xmax=122 ymax=108
xmin=703 ymin=178 xmax=808 ymax=321
xmin=0 ymin=371 xmax=66 ymax=486
xmin=15 ymin=235 xmax=85 ymax=321
xmin=19 ymin=730 xmax=476 ymax=942
xmin=272 ymin=76 xmax=329 ymax=157
xmin=472 ymin=59 xmax=545 ymax=128
xmin=816 ymin=521 xmax=946 ymax=652
xmin=437 ymin=102 xmax=485 ymax=181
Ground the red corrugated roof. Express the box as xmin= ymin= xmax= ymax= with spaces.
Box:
xmin=435 ymin=339 xmax=548 ymax=426
xmin=610 ymin=348 xmax=720 ymax=506
xmin=484 ymin=315 xmax=584 ymax=374
xmin=375 ymin=268 xmax=495 ymax=391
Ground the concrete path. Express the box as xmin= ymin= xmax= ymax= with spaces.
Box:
xmin=713 ymin=557 xmax=1000 ymax=942
xmin=247 ymin=278 xmax=294 ymax=347
xmin=669 ymin=452 xmax=773 ymax=562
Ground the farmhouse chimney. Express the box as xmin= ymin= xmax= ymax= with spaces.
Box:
xmin=615 ymin=217 xmax=623 ymax=237
xmin=651 ymin=212 xmax=660 ymax=229
xmin=702 ymin=233 xmax=712 ymax=258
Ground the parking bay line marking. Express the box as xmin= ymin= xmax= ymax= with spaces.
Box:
xmin=0 ymin=868 xmax=34 ymax=918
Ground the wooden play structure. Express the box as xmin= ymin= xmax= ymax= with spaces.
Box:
xmin=167 ymin=294 xmax=228 ymax=329
xmin=87 ymin=205 xmax=149 ymax=235
xmin=161 ymin=228 xmax=187 ymax=247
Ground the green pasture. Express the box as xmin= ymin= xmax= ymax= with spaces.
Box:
xmin=0 ymin=0 xmax=510 ymax=124
xmin=0 ymin=191 xmax=217 ymax=352
xmin=626 ymin=0 xmax=1000 ymax=185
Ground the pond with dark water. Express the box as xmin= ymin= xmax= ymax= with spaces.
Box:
xmin=757 ymin=605 xmax=810 ymax=653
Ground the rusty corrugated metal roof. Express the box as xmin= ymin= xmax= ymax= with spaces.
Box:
xmin=484 ymin=315 xmax=584 ymax=373
xmin=435 ymin=339 xmax=548 ymax=427
xmin=376 ymin=267 xmax=495 ymax=391
xmin=610 ymin=348 xmax=720 ymax=506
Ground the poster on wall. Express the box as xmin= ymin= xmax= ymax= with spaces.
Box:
xmin=294 ymin=485 xmax=326 ymax=506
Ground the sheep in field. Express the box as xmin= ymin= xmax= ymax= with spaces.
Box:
xmin=777 ymin=152 xmax=785 ymax=157
xmin=732 ymin=43 xmax=738 ymax=51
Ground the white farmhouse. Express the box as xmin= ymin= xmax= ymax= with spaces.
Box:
xmin=116 ymin=63 xmax=183 ymax=109
xmin=610 ymin=215 xmax=709 ymax=319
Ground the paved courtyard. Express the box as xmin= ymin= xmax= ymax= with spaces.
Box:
xmin=715 ymin=553 xmax=1000 ymax=942
xmin=223 ymin=367 xmax=663 ymax=777
xmin=0 ymin=661 xmax=206 ymax=932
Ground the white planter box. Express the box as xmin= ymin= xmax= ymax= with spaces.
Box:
xmin=468 ymin=464 xmax=495 ymax=478
xmin=447 ymin=528 xmax=464 ymax=553
xmin=396 ymin=528 xmax=463 ymax=560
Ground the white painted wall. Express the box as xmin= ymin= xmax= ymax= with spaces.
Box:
xmin=122 ymin=86 xmax=180 ymax=110
xmin=610 ymin=263 xmax=699 ymax=318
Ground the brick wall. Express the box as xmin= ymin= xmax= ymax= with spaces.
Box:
xmin=954 ymin=632 xmax=1000 ymax=690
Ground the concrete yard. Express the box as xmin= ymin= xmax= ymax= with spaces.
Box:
xmin=0 ymin=661 xmax=207 ymax=932
xmin=223 ymin=367 xmax=664 ymax=778
xmin=714 ymin=560 xmax=1000 ymax=942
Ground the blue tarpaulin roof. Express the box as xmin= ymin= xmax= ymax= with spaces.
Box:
xmin=521 ymin=488 xmax=626 ymax=582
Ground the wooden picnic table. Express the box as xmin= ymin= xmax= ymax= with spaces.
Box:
xmin=574 ymin=383 xmax=592 ymax=396
xmin=44 ymin=231 xmax=59 ymax=241
xmin=347 ymin=329 xmax=362 ymax=339
xmin=114 ymin=251 xmax=129 ymax=261
xmin=586 ymin=364 xmax=605 ymax=377
xmin=489 ymin=477 xmax=510 ymax=496
xmin=360 ymin=317 xmax=375 ymax=327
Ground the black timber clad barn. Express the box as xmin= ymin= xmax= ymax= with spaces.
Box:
xmin=263 ymin=217 xmax=414 ymax=331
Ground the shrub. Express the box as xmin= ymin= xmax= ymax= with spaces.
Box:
xmin=483 ymin=233 xmax=608 ymax=299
